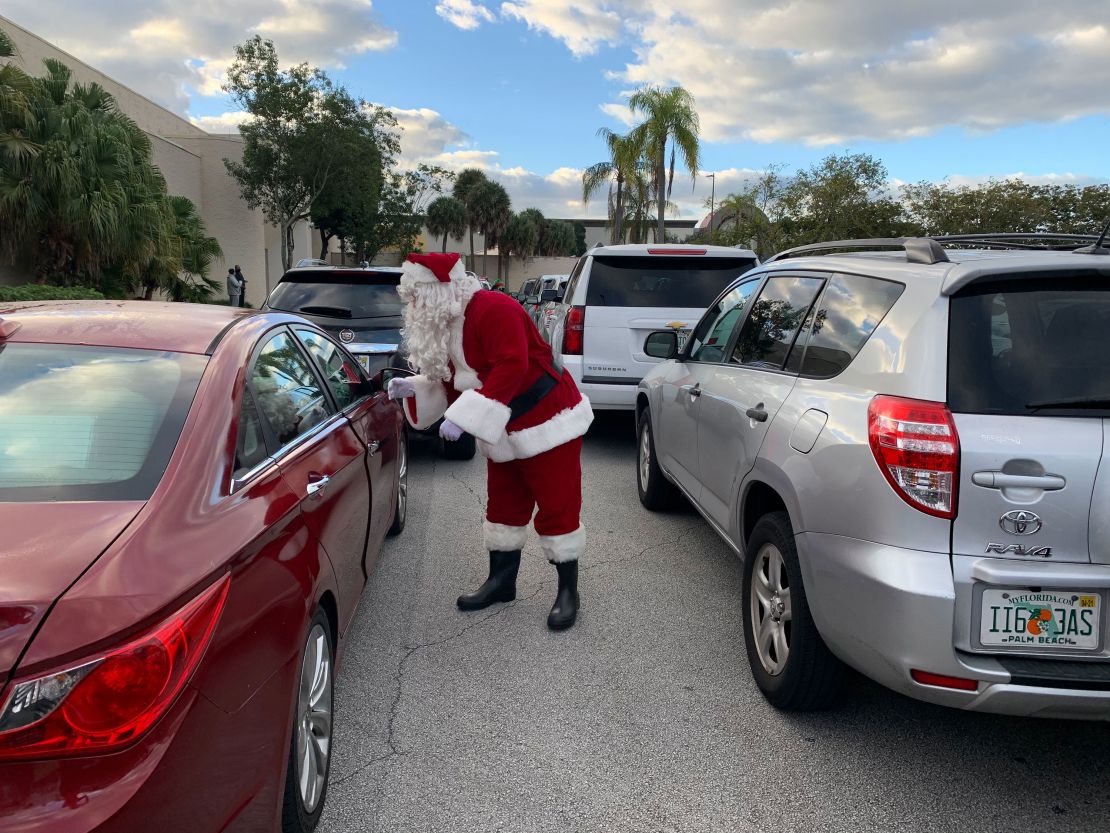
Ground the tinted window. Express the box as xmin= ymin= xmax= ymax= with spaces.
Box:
xmin=250 ymin=332 xmax=334 ymax=444
xmin=295 ymin=328 xmax=364 ymax=410
xmin=0 ymin=344 xmax=206 ymax=501
xmin=688 ymin=279 xmax=760 ymax=362
xmin=733 ymin=276 xmax=825 ymax=369
xmin=234 ymin=391 xmax=269 ymax=479
xmin=267 ymin=270 xmax=403 ymax=319
xmin=789 ymin=275 xmax=904 ymax=378
xmin=949 ymin=275 xmax=1110 ymax=415
xmin=585 ymin=256 xmax=758 ymax=308
xmin=563 ymin=256 xmax=587 ymax=304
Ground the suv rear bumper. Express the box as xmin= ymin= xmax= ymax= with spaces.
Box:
xmin=797 ymin=532 xmax=1110 ymax=720
xmin=561 ymin=357 xmax=638 ymax=410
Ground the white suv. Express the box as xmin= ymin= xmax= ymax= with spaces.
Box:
xmin=550 ymin=244 xmax=759 ymax=409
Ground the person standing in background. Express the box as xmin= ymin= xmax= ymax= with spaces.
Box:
xmin=233 ymin=265 xmax=247 ymax=306
xmin=226 ymin=268 xmax=243 ymax=307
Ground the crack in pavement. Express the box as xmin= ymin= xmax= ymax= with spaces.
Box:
xmin=330 ymin=582 xmax=547 ymax=789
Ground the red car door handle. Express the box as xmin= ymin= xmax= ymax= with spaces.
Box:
xmin=367 ymin=440 xmax=381 ymax=455
xmin=306 ymin=474 xmax=331 ymax=499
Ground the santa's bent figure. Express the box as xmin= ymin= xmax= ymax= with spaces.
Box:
xmin=388 ymin=252 xmax=593 ymax=630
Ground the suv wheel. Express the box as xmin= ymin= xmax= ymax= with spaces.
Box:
xmin=636 ymin=409 xmax=681 ymax=510
xmin=741 ymin=511 xmax=844 ymax=710
xmin=440 ymin=430 xmax=477 ymax=461
xmin=282 ymin=610 xmax=334 ymax=832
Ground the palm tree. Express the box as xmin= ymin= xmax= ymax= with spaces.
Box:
xmin=425 ymin=195 xmax=467 ymax=252
xmin=628 ymin=86 xmax=701 ymax=243
xmin=452 ymin=167 xmax=488 ymax=262
xmin=469 ymin=180 xmax=511 ymax=278
xmin=582 ymin=128 xmax=640 ymax=244
xmin=500 ymin=212 xmax=539 ymax=278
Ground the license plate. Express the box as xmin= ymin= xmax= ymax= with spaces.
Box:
xmin=676 ymin=329 xmax=691 ymax=350
xmin=357 ymin=355 xmax=371 ymax=371
xmin=979 ymin=589 xmax=1101 ymax=651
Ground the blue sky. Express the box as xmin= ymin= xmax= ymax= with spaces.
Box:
xmin=7 ymin=1 xmax=1109 ymax=219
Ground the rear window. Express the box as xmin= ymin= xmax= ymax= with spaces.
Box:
xmin=585 ymin=255 xmax=757 ymax=308
xmin=949 ymin=275 xmax=1110 ymax=415
xmin=268 ymin=270 xmax=403 ymax=319
xmin=0 ymin=344 xmax=206 ymax=501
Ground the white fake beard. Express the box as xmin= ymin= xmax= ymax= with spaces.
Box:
xmin=398 ymin=277 xmax=480 ymax=382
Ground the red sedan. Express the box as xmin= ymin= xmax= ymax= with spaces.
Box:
xmin=0 ymin=301 xmax=407 ymax=832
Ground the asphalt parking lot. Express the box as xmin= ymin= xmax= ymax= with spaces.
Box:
xmin=320 ymin=414 xmax=1110 ymax=833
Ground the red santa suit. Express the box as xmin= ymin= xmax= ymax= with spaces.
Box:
xmin=399 ymin=257 xmax=593 ymax=563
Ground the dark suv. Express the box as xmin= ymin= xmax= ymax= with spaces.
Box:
xmin=264 ymin=266 xmax=475 ymax=459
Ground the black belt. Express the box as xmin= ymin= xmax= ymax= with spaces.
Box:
xmin=508 ymin=369 xmax=561 ymax=421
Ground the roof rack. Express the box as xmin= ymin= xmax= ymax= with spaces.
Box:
xmin=766 ymin=237 xmax=950 ymax=265
xmin=767 ymin=231 xmax=1109 ymax=264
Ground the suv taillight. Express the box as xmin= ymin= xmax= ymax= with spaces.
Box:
xmin=563 ymin=306 xmax=585 ymax=355
xmin=0 ymin=575 xmax=230 ymax=761
xmin=868 ymin=396 xmax=959 ymax=519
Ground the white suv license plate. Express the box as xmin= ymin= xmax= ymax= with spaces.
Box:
xmin=979 ymin=589 xmax=1101 ymax=651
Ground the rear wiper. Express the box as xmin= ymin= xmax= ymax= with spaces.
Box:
xmin=298 ymin=305 xmax=353 ymax=318
xmin=1026 ymin=395 xmax=1110 ymax=410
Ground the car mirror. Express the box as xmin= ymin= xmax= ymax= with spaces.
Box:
xmin=644 ymin=331 xmax=679 ymax=360
xmin=374 ymin=365 xmax=413 ymax=391
xmin=540 ymin=289 xmax=559 ymax=302
xmin=526 ymin=295 xmax=540 ymax=305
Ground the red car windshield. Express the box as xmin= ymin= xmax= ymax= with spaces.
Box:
xmin=0 ymin=344 xmax=207 ymax=502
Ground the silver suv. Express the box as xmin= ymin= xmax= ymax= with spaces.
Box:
xmin=636 ymin=234 xmax=1110 ymax=719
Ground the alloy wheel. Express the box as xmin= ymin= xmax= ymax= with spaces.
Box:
xmin=397 ymin=439 xmax=408 ymax=525
xmin=295 ymin=624 xmax=333 ymax=814
xmin=749 ymin=543 xmax=792 ymax=676
xmin=639 ymin=423 xmax=652 ymax=490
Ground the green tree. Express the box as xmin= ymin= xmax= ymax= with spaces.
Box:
xmin=628 ymin=86 xmax=701 ymax=244
xmin=452 ymin=167 xmax=488 ymax=260
xmin=582 ymin=128 xmax=641 ymax=244
xmin=573 ymin=221 xmax=587 ymax=256
xmin=0 ymin=29 xmax=35 ymax=162
xmin=499 ymin=212 xmax=539 ymax=272
xmin=223 ymin=36 xmax=381 ymax=271
xmin=469 ymin=179 xmax=512 ymax=278
xmin=425 ymin=195 xmax=467 ymax=252
xmin=351 ymin=164 xmax=453 ymax=262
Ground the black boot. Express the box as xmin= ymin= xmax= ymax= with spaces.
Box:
xmin=457 ymin=551 xmax=520 ymax=611
xmin=546 ymin=560 xmax=579 ymax=631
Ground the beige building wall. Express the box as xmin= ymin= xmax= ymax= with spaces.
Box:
xmin=0 ymin=14 xmax=306 ymax=305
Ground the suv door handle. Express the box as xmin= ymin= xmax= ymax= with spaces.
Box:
xmin=971 ymin=471 xmax=1065 ymax=491
xmin=306 ymin=474 xmax=331 ymax=499
xmin=746 ymin=405 xmax=768 ymax=422
xmin=681 ymin=384 xmax=701 ymax=398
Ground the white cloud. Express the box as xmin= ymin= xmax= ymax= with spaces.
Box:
xmin=435 ymin=0 xmax=496 ymax=31
xmin=492 ymin=1 xmax=1110 ymax=145
xmin=188 ymin=110 xmax=252 ymax=132
xmin=500 ymin=0 xmax=623 ymax=56
xmin=4 ymin=1 xmax=397 ymax=115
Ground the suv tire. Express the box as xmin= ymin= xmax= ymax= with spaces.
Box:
xmin=440 ymin=431 xmax=477 ymax=461
xmin=636 ymin=409 xmax=682 ymax=511
xmin=741 ymin=511 xmax=844 ymax=710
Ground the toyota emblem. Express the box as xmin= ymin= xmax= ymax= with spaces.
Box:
xmin=999 ymin=510 xmax=1042 ymax=536
xmin=339 ymin=329 xmax=355 ymax=343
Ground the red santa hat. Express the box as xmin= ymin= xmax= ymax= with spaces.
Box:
xmin=402 ymin=252 xmax=469 ymax=285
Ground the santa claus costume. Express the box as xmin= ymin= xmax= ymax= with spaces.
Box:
xmin=389 ymin=252 xmax=593 ymax=630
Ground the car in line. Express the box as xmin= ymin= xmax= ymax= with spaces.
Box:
xmin=636 ymin=233 xmax=1110 ymax=720
xmin=536 ymin=275 xmax=570 ymax=343
xmin=0 ymin=300 xmax=408 ymax=831
xmin=548 ymin=244 xmax=759 ymax=410
xmin=516 ymin=278 xmax=540 ymax=306
xmin=264 ymin=265 xmax=475 ymax=459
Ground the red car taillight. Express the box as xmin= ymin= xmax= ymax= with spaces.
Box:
xmin=868 ymin=396 xmax=959 ymax=519
xmin=0 ymin=575 xmax=230 ymax=761
xmin=562 ymin=306 xmax=585 ymax=356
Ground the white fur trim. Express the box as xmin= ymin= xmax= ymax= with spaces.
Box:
xmin=447 ymin=314 xmax=481 ymax=392
xmin=480 ymin=397 xmax=594 ymax=463
xmin=403 ymin=375 xmax=448 ymax=430
xmin=444 ymin=389 xmax=512 ymax=444
xmin=399 ymin=258 xmax=470 ymax=286
xmin=539 ymin=527 xmax=585 ymax=563
xmin=483 ymin=521 xmax=528 ymax=551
